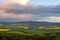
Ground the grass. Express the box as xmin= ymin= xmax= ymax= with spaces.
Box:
xmin=0 ymin=28 xmax=11 ymax=31
xmin=38 ymin=27 xmax=60 ymax=30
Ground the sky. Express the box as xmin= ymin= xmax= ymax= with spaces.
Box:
xmin=0 ymin=0 xmax=60 ymax=22
xmin=30 ymin=0 xmax=60 ymax=5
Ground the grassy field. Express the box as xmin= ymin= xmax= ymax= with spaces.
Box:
xmin=0 ymin=26 xmax=60 ymax=40
xmin=0 ymin=29 xmax=11 ymax=31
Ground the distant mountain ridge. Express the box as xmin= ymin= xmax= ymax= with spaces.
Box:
xmin=0 ymin=21 xmax=60 ymax=27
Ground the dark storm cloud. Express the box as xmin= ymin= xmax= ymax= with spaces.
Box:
xmin=0 ymin=2 xmax=60 ymax=22
xmin=4 ymin=4 xmax=60 ymax=16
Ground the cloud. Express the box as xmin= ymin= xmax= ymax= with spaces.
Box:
xmin=38 ymin=16 xmax=60 ymax=22
xmin=2 ymin=0 xmax=29 ymax=6
xmin=0 ymin=0 xmax=60 ymax=22
xmin=9 ymin=0 xmax=29 ymax=5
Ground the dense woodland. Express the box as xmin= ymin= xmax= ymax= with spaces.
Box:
xmin=0 ymin=32 xmax=60 ymax=40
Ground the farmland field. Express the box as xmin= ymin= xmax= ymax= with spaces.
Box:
xmin=0 ymin=22 xmax=60 ymax=40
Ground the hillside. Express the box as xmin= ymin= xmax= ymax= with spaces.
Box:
xmin=0 ymin=21 xmax=60 ymax=28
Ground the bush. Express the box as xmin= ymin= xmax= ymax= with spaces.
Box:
xmin=0 ymin=32 xmax=60 ymax=40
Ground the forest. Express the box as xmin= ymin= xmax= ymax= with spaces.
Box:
xmin=0 ymin=31 xmax=60 ymax=40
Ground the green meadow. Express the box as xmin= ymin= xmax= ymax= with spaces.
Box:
xmin=0 ymin=22 xmax=60 ymax=40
